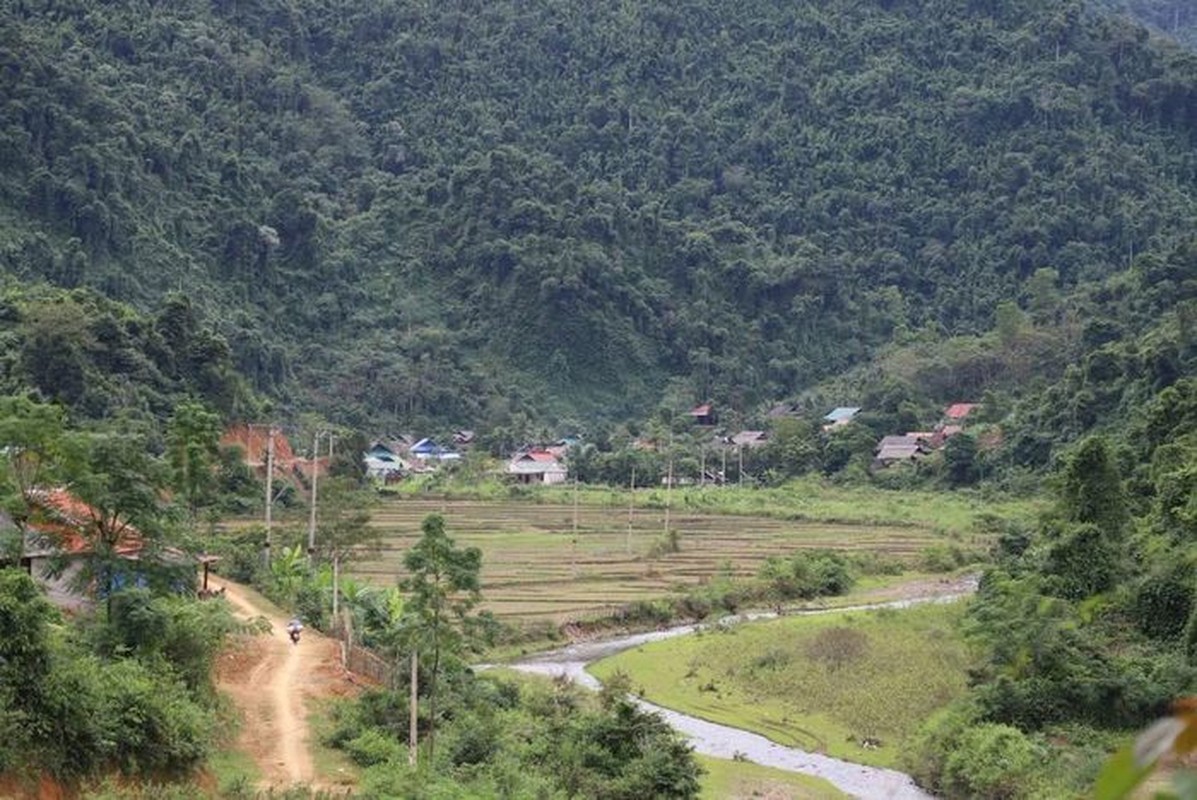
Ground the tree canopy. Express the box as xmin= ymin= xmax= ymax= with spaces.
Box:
xmin=2 ymin=0 xmax=1196 ymax=430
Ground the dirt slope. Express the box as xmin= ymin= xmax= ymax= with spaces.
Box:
xmin=210 ymin=577 xmax=355 ymax=791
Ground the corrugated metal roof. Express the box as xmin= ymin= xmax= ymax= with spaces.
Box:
xmin=823 ymin=407 xmax=861 ymax=422
xmin=875 ymin=444 xmax=925 ymax=461
xmin=945 ymin=403 xmax=978 ymax=419
xmin=730 ymin=431 xmax=768 ymax=446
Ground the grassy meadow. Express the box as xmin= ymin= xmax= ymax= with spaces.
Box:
xmin=346 ymin=480 xmax=1031 ymax=621
xmin=589 ymin=601 xmax=970 ymax=769
xmin=696 ymin=755 xmax=848 ymax=799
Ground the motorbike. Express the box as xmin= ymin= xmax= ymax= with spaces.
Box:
xmin=287 ymin=620 xmax=303 ymax=644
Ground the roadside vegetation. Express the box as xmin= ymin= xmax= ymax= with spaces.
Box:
xmin=0 ymin=571 xmax=247 ymax=793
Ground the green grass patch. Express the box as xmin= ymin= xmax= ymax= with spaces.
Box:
xmin=386 ymin=476 xmax=1039 ymax=530
xmin=203 ymin=746 xmax=260 ymax=797
xmin=309 ymin=697 xmax=363 ymax=791
xmin=591 ymin=602 xmax=969 ymax=769
xmin=697 ymin=755 xmax=848 ymax=799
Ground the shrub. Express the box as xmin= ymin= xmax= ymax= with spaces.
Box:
xmin=445 ymin=714 xmax=501 ymax=766
xmin=1131 ymin=565 xmax=1194 ymax=641
xmin=804 ymin=627 xmax=868 ymax=671
xmin=1041 ymin=523 xmax=1118 ymax=599
xmin=761 ymin=549 xmax=855 ymax=599
xmin=617 ymin=600 xmax=674 ymax=627
xmin=750 ymin=647 xmax=791 ymax=671
xmin=98 ymin=659 xmax=214 ymax=775
xmin=903 ymin=701 xmax=980 ymax=793
xmin=920 ymin=544 xmax=962 ymax=573
xmin=942 ymin=723 xmax=1041 ymax=799
xmin=673 ymin=593 xmax=712 ymax=621
xmin=345 ymin=727 xmax=405 ymax=767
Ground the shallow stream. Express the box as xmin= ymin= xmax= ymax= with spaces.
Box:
xmin=507 ymin=584 xmax=977 ymax=799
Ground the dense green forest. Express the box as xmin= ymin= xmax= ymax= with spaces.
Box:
xmin=1098 ymin=0 xmax=1197 ymax=46
xmin=2 ymin=2 xmax=1197 ymax=795
xmin=2 ymin=0 xmax=1197 ymax=434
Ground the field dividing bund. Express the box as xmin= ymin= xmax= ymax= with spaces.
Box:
xmin=353 ymin=497 xmax=962 ymax=621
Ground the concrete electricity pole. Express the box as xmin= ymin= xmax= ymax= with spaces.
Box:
xmin=307 ymin=432 xmax=320 ymax=563
xmin=307 ymin=431 xmax=334 ymax=565
xmin=264 ymin=427 xmax=275 ymax=566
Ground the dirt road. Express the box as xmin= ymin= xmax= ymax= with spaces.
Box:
xmin=210 ymin=577 xmax=350 ymax=790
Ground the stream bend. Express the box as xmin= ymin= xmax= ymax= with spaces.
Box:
xmin=508 ymin=587 xmax=976 ymax=800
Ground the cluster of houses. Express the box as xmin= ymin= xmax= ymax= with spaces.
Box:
xmin=356 ymin=401 xmax=985 ymax=487
xmin=711 ymin=400 xmax=984 ymax=470
xmin=867 ymin=403 xmax=980 ymax=468
xmin=364 ymin=433 xmax=573 ymax=486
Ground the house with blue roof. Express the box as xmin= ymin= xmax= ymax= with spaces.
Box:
xmin=822 ymin=407 xmax=862 ymax=430
xmin=409 ymin=438 xmax=460 ymax=462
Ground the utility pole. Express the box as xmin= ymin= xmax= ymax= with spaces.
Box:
xmin=264 ymin=427 xmax=275 ymax=566
xmin=307 ymin=432 xmax=320 ymax=564
xmin=664 ymin=428 xmax=674 ymax=536
xmin=308 ymin=431 xmax=334 ymax=565
xmin=332 ymin=554 xmax=340 ymax=621
xmin=409 ymin=651 xmax=418 ymax=767
xmin=571 ymin=477 xmax=579 ymax=578
xmin=626 ymin=466 xmax=635 ymax=556
xmin=738 ymin=444 xmax=744 ymax=488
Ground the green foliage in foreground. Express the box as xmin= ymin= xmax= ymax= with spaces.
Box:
xmin=905 ymin=422 xmax=1197 ymax=798
xmin=0 ymin=572 xmax=239 ymax=785
xmin=591 ymin=602 xmax=970 ymax=770
xmin=324 ymin=670 xmax=702 ymax=800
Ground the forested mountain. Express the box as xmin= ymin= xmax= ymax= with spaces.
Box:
xmin=2 ymin=0 xmax=1197 ymax=433
xmin=1100 ymin=0 xmax=1197 ymax=47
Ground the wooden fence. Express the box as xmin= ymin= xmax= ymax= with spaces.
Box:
xmin=331 ymin=611 xmax=394 ymax=686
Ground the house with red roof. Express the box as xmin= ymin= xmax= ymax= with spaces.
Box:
xmin=944 ymin=403 xmax=979 ymax=421
xmin=14 ymin=488 xmax=146 ymax=611
xmin=506 ymin=450 xmax=568 ymax=485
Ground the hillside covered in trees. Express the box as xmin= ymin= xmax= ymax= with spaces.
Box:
xmin=1 ymin=0 xmax=1196 ymax=435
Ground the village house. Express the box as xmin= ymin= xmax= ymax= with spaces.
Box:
xmin=823 ymin=406 xmax=862 ymax=430
xmin=366 ymin=438 xmax=411 ymax=460
xmin=2 ymin=489 xmax=195 ymax=611
xmin=872 ymin=434 xmax=932 ymax=468
xmin=944 ymin=403 xmax=979 ymax=422
xmin=409 ymin=438 xmax=461 ymax=462
xmin=729 ymin=430 xmax=769 ymax=448
xmin=767 ymin=401 xmax=802 ymax=419
xmin=364 ymin=446 xmax=410 ymax=483
xmin=687 ymin=402 xmax=718 ymax=427
xmin=506 ymin=450 xmax=568 ymax=485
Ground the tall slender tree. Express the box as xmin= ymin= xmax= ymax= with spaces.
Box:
xmin=399 ymin=513 xmax=483 ymax=761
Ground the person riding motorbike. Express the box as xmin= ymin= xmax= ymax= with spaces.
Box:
xmin=286 ymin=617 xmax=304 ymax=644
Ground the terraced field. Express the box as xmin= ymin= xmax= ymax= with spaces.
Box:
xmin=350 ymin=496 xmax=978 ymax=621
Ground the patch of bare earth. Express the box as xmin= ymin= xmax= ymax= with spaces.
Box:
xmin=211 ymin=579 xmax=361 ymax=794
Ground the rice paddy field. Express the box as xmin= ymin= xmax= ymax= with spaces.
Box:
xmin=346 ymin=485 xmax=1015 ymax=621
